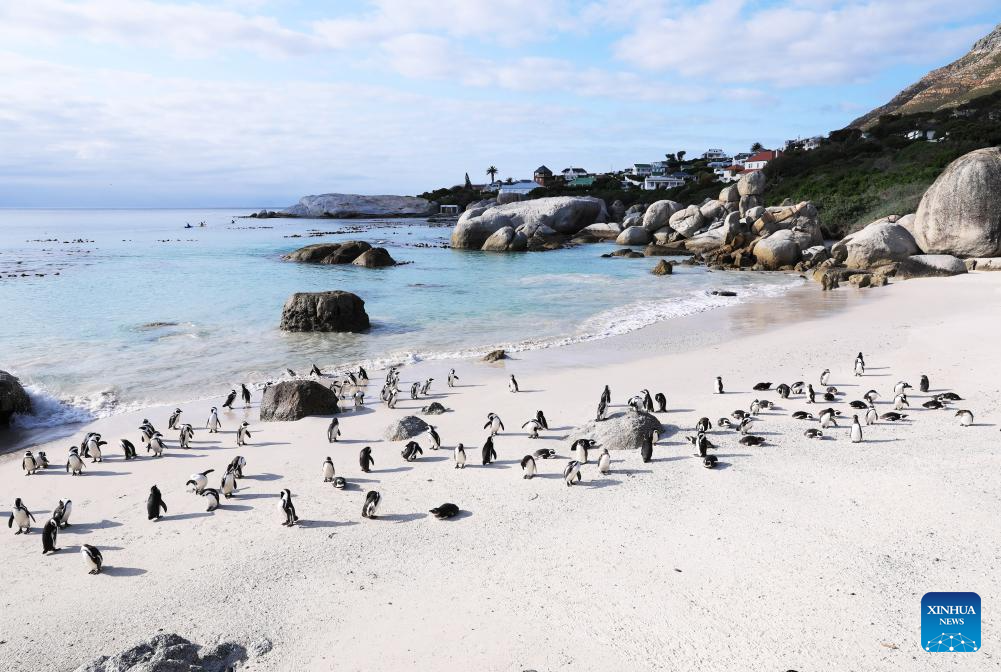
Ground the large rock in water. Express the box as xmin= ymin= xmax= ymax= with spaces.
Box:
xmin=260 ymin=380 xmax=341 ymax=421
xmin=832 ymin=220 xmax=920 ymax=269
xmin=279 ymin=291 xmax=370 ymax=332
xmin=285 ymin=193 xmax=432 ymax=218
xmin=616 ymin=226 xmax=650 ymax=246
xmin=912 ymin=147 xmax=1001 ymax=257
xmin=74 ymin=633 xmax=248 ymax=672
xmin=352 ymin=247 xmax=397 ymax=267
xmin=384 ymin=415 xmax=429 ymax=441
xmin=894 ymin=254 xmax=969 ymax=279
xmin=566 ymin=411 xmax=666 ymax=451
xmin=0 ymin=370 xmax=32 ymax=427
xmin=450 ymin=197 xmax=607 ymax=250
xmin=284 ymin=241 xmax=372 ymax=264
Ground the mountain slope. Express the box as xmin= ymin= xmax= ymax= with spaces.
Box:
xmin=851 ymin=23 xmax=1001 ymax=129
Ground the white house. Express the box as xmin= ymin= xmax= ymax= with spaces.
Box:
xmin=715 ymin=166 xmax=744 ymax=183
xmin=561 ymin=167 xmax=589 ymax=181
xmin=743 ymin=150 xmax=781 ymax=171
xmin=732 ymin=152 xmax=752 ymax=166
xmin=905 ymin=130 xmax=937 ymax=141
xmin=629 ymin=163 xmax=653 ymax=176
xmin=498 ymin=180 xmax=540 ymax=196
xmin=702 ymin=148 xmax=728 ymax=160
xmin=643 ymin=174 xmax=688 ymax=190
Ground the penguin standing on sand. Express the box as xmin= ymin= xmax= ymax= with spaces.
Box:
xmin=597 ymin=448 xmax=611 ymax=475
xmin=147 ymin=486 xmax=167 ymax=520
xmin=178 ymin=424 xmax=194 ymax=449
xmin=956 ymin=409 xmax=975 ymax=427
xmin=226 ymin=455 xmax=246 ymax=478
xmin=865 ymin=405 xmax=878 ymax=426
xmin=241 ymin=384 xmax=251 ymax=407
xmin=8 ymin=498 xmax=35 ymax=534
xmin=186 ymin=469 xmax=215 ymax=495
xmin=484 ymin=413 xmax=505 ymax=436
xmin=776 ymin=383 xmax=791 ymax=399
xmin=148 ymin=432 xmax=166 ymax=457
xmin=206 ymin=407 xmax=222 ymax=433
xmin=641 ymin=390 xmax=654 ymax=413
xmin=401 ymin=441 xmax=423 ymax=462
xmin=640 ymin=431 xmax=654 ymax=463
xmin=854 ymin=357 xmax=864 ymax=377
xmin=220 ymin=470 xmax=238 ymax=498
xmin=362 ymin=491 xmax=381 ymax=519
xmin=66 ymin=448 xmax=85 ymax=475
xmin=535 ymin=410 xmax=549 ymax=430
xmin=572 ymin=439 xmax=594 ymax=465
xmin=322 ymin=457 xmax=335 ymax=482
xmin=222 ymin=389 xmax=237 ymax=410
xmin=481 ymin=436 xmax=497 ymax=466
xmin=168 ymin=408 xmax=182 ymax=430
xmin=327 ymin=417 xmax=340 ymax=443
xmin=820 ymin=369 xmax=830 ymax=386
xmin=52 ymin=500 xmax=72 ymax=528
xmin=421 ymin=378 xmax=434 ymax=395
xmin=353 ymin=390 xmax=364 ymax=409
xmin=715 ymin=376 xmax=724 ymax=394
xmin=410 ymin=382 xmax=420 ymax=400
xmin=447 ymin=369 xmax=459 ymax=388
xmin=37 ymin=451 xmax=49 ymax=469
xmin=696 ymin=417 xmax=712 ymax=433
xmin=202 ymin=488 xmax=220 ymax=512
xmin=22 ymin=451 xmax=38 ymax=475
xmin=454 ymin=443 xmax=466 ymax=469
xmin=520 ymin=455 xmax=537 ymax=479
xmin=920 ymin=375 xmax=930 ymax=393
xmin=425 ymin=425 xmax=441 ymax=450
xmin=596 ymin=398 xmax=608 ymax=422
xmin=563 ymin=460 xmax=583 ymax=487
xmin=508 ymin=375 xmax=519 ymax=393
xmin=86 ymin=434 xmax=106 ymax=463
xmin=655 ymin=393 xmax=667 ymax=413
xmin=41 ymin=519 xmax=60 ymax=555
xmin=81 ymin=544 xmax=103 ymax=574
xmin=601 ymin=385 xmax=611 ymax=406
xmin=807 ymin=384 xmax=816 ymax=404
xmin=521 ymin=418 xmax=543 ymax=439
xmin=280 ymin=489 xmax=298 ymax=527
xmin=359 ymin=447 xmax=375 ymax=473
xmin=236 ymin=421 xmax=252 ymax=447
xmin=357 ymin=366 xmax=368 ymax=382
xmin=850 ymin=415 xmax=863 ymax=443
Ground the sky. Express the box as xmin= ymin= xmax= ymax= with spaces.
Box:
xmin=0 ymin=0 xmax=996 ymax=208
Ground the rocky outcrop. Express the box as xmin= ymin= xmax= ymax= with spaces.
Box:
xmin=0 ymin=370 xmax=31 ymax=427
xmin=752 ymin=230 xmax=802 ymax=270
xmin=481 ymin=226 xmax=528 ymax=252
xmin=669 ymin=205 xmax=705 ymax=238
xmin=482 ymin=349 xmax=507 ymax=362
xmin=352 ymin=247 xmax=397 ymax=267
xmin=450 ymin=197 xmax=607 ymax=250
xmin=651 ymin=260 xmax=673 ymax=275
xmin=260 ymin=380 xmax=341 ymax=421
xmin=581 ymin=222 xmax=622 ymax=240
xmin=912 ymin=148 xmax=1001 ymax=257
xmin=284 ymin=241 xmax=372 ymax=264
xmin=74 ymin=633 xmax=249 ymax=672
xmin=737 ymin=170 xmax=766 ymax=197
xmin=285 ymin=193 xmax=432 ymax=218
xmin=895 ymin=254 xmax=969 ymax=279
xmin=421 ymin=402 xmax=448 ymax=415
xmin=832 ymin=219 xmax=920 ymax=269
xmin=384 ymin=415 xmax=429 ymax=441
xmin=616 ymin=226 xmax=650 ymax=246
xmin=565 ymin=410 xmax=667 ymax=451
xmin=642 ymin=200 xmax=683 ymax=232
xmin=279 ymin=291 xmax=370 ymax=332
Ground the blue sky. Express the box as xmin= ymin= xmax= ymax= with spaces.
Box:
xmin=0 ymin=0 xmax=996 ymax=207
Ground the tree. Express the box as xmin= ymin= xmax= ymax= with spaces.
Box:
xmin=486 ymin=165 xmax=498 ymax=183
xmin=750 ymin=142 xmax=765 ymax=152
xmin=464 ymin=172 xmax=472 ymax=188
xmin=505 ymin=177 xmax=513 ymax=184
xmin=677 ymin=150 xmax=686 ymax=163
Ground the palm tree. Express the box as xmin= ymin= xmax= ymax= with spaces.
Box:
xmin=486 ymin=166 xmax=498 ymax=183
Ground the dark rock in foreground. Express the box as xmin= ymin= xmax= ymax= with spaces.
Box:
xmin=284 ymin=241 xmax=372 ymax=265
xmin=421 ymin=402 xmax=448 ymax=415
xmin=352 ymin=247 xmax=397 ymax=267
xmin=652 ymin=260 xmax=673 ymax=275
xmin=384 ymin=415 xmax=429 ymax=441
xmin=0 ymin=370 xmax=31 ymax=427
xmin=280 ymin=291 xmax=370 ymax=332
xmin=261 ymin=380 xmax=341 ymax=421
xmin=566 ymin=411 xmax=668 ymax=451
xmin=74 ymin=632 xmax=247 ymax=672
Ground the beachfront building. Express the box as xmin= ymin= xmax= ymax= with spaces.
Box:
xmin=561 ymin=167 xmax=589 ymax=181
xmin=716 ymin=165 xmax=745 ymax=183
xmin=533 ymin=165 xmax=554 ymax=186
xmin=643 ymin=173 xmax=690 ymax=190
xmin=732 ymin=152 xmax=753 ymax=166
xmin=627 ymin=163 xmax=653 ymax=177
xmin=439 ymin=204 xmax=461 ymax=215
xmin=744 ymin=150 xmax=781 ymax=171
xmin=702 ymin=148 xmax=729 ymax=161
xmin=498 ymin=180 xmax=540 ymax=196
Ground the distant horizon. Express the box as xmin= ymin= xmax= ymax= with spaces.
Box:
xmin=0 ymin=1 xmax=996 ymax=208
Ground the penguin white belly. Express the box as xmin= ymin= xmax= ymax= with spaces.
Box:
xmin=598 ymin=455 xmax=610 ymax=474
xmin=13 ymin=510 xmax=29 ymax=528
xmin=83 ymin=550 xmax=99 ymax=572
xmin=322 ymin=463 xmax=335 ymax=480
xmin=851 ymin=425 xmax=862 ymax=443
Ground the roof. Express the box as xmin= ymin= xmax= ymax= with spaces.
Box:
xmin=567 ymin=176 xmax=595 ymax=187
xmin=746 ymin=150 xmax=780 ymax=163
xmin=633 ymin=163 xmax=652 ymax=167
xmin=534 ymin=165 xmax=552 ymax=175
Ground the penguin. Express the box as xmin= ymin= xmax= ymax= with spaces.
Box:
xmin=79 ymin=432 xmax=95 ymax=457
xmin=122 ymin=437 xmax=138 ymax=458
xmin=758 ymin=399 xmax=774 ymax=411
xmin=715 ymin=376 xmax=724 ymax=394
xmin=362 ymin=491 xmax=381 ymax=519
xmin=279 ymin=489 xmax=298 ymax=527
xmin=863 ymin=390 xmax=879 ymax=404
xmin=66 ymin=448 xmax=85 ymax=475
xmin=146 ymin=486 xmax=167 ymax=520
xmin=41 ymin=518 xmax=60 ymax=554
xmin=894 ymin=394 xmax=909 ymax=410
xmin=938 ymin=392 xmax=963 ymax=401
xmin=22 ymin=451 xmax=38 ymax=475
xmin=222 ymin=389 xmax=237 ymax=409
xmin=533 ymin=448 xmax=556 ymax=460
xmin=893 ymin=381 xmax=912 ymax=396
xmin=347 ymin=371 xmax=357 ymax=387
xmin=776 ymin=383 xmax=791 ymax=399
xmin=454 ymin=443 xmax=466 ymax=469
xmin=220 ymin=470 xmax=238 ymax=498
xmin=922 ymin=399 xmax=944 ymax=410
xmin=806 ymin=384 xmax=816 ymax=404
xmin=322 ymin=457 xmax=335 ymax=482
xmin=357 ymin=365 xmax=368 ymax=382
xmin=168 ymin=408 xmax=182 ymax=430
xmin=52 ymin=499 xmax=72 ymax=528
xmin=850 ymin=415 xmax=863 ymax=443
xmin=690 ymin=432 xmax=715 ymax=457
xmin=626 ymin=395 xmax=644 ymax=412
xmin=919 ymin=375 xmax=930 ymax=393
xmin=823 ymin=392 xmax=837 ymax=402
xmin=410 ymin=382 xmax=420 ymax=400
xmin=880 ymin=412 xmax=908 ymax=422
xmin=571 ymin=439 xmax=593 ymax=464
xmin=562 ymin=460 xmax=583 ymax=487
xmin=148 ymin=432 xmax=165 ymax=457
xmin=81 ymin=544 xmax=103 ymax=574
xmin=206 ymin=407 xmax=222 ymax=433
xmin=790 ymin=382 xmax=805 ymax=394
xmin=595 ymin=398 xmax=608 ymax=422
xmin=641 ymin=389 xmax=654 ymax=412
xmin=856 ymin=352 xmax=865 ymax=368
xmin=696 ymin=417 xmax=712 ymax=433
xmin=738 ymin=417 xmax=756 ymax=435
xmin=640 ymin=431 xmax=654 ymax=463
xmin=333 ymin=476 xmax=347 ymax=489
xmin=483 ymin=413 xmax=504 ymax=436
xmin=353 ymin=390 xmax=364 ymax=409
xmin=35 ymin=451 xmax=49 ymax=469
xmin=425 ymin=425 xmax=441 ymax=450
xmin=865 ymin=406 xmax=878 ymax=426
xmin=401 ymin=441 xmax=423 ymax=462
xmin=749 ymin=399 xmax=761 ymax=416
xmin=654 ymin=392 xmax=667 ymax=413
xmin=820 ymin=369 xmax=830 ymax=386
xmin=481 ymin=436 xmax=497 ymax=466
xmin=849 ymin=400 xmax=868 ymax=410
xmin=521 ymin=419 xmax=543 ymax=439
xmin=804 ymin=428 xmax=823 ymax=439
xmin=702 ymin=455 xmax=719 ymax=469
xmin=287 ymin=368 xmax=297 ymax=377
xmin=535 ymin=410 xmax=549 ymax=430
xmin=597 ymin=448 xmax=611 ymax=475
xmin=955 ymin=410 xmax=974 ymax=427
xmin=731 ymin=409 xmax=747 ymax=420
xmin=791 ymin=411 xmax=814 ymax=420
xmin=138 ymin=422 xmax=155 ymax=444
xmin=185 ymin=469 xmax=215 ymax=495
xmin=85 ymin=434 xmax=106 ymax=462
xmin=753 ymin=382 xmax=772 ymax=391
xmin=8 ymin=498 xmax=35 ymax=534
xmin=241 ymin=384 xmax=252 ymax=407
xmin=600 ymin=385 xmax=611 ymax=405
xmin=520 ymin=454 xmax=537 ymax=479
xmin=202 ymin=488 xmax=220 ymax=512
xmin=421 ymin=378 xmax=434 ymax=395
xmin=447 ymin=369 xmax=459 ymax=388
xmin=387 ymin=389 xmax=398 ymax=409
xmin=236 ymin=421 xmax=252 ymax=447
xmin=854 ymin=360 xmax=864 ymax=377
xmin=429 ymin=503 xmax=459 ymax=520
xmin=327 ymin=417 xmax=340 ymax=443
xmin=819 ymin=409 xmax=839 ymax=429
xmin=717 ymin=417 xmax=734 ymax=429
xmin=359 ymin=447 xmax=375 ymax=473
xmin=227 ymin=455 xmax=246 ymax=478
xmin=509 ymin=375 xmax=519 ymax=393
xmin=739 ymin=435 xmax=765 ymax=447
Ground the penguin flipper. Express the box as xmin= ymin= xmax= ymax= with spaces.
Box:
xmin=7 ymin=514 xmax=12 ymax=528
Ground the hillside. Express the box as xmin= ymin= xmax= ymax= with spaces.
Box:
xmin=851 ymin=23 xmax=1001 ymax=129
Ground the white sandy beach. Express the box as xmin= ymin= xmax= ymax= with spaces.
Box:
xmin=2 ymin=273 xmax=1000 ymax=671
